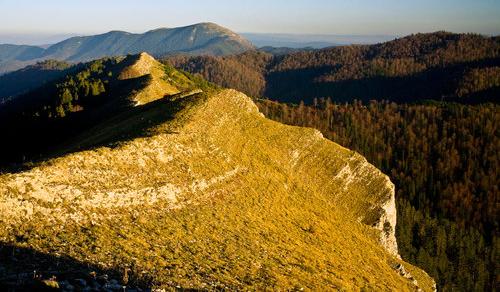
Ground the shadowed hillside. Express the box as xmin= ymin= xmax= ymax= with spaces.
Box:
xmin=0 ymin=52 xmax=211 ymax=167
xmin=167 ymin=32 xmax=500 ymax=103
xmin=0 ymin=59 xmax=73 ymax=102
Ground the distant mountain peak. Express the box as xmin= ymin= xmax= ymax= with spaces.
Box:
xmin=189 ymin=22 xmax=225 ymax=29
xmin=0 ymin=23 xmax=255 ymax=74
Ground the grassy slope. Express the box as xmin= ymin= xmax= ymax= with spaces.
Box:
xmin=0 ymin=86 xmax=434 ymax=289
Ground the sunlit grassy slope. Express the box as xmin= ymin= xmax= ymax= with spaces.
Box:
xmin=0 ymin=57 xmax=434 ymax=290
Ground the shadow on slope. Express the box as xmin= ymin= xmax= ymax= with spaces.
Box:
xmin=264 ymin=58 xmax=500 ymax=104
xmin=0 ymin=60 xmax=76 ymax=102
xmin=0 ymin=51 xmax=213 ymax=173
xmin=0 ymin=89 xmax=207 ymax=174
xmin=0 ymin=242 xmax=147 ymax=290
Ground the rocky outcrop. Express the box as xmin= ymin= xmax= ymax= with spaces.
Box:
xmin=392 ymin=262 xmax=438 ymax=292
xmin=370 ymin=176 xmax=400 ymax=258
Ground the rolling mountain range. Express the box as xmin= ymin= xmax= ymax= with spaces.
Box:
xmin=6 ymin=31 xmax=498 ymax=105
xmin=241 ymin=33 xmax=397 ymax=48
xmin=167 ymin=31 xmax=500 ymax=103
xmin=0 ymin=52 xmax=435 ymax=290
xmin=0 ymin=23 xmax=254 ymax=74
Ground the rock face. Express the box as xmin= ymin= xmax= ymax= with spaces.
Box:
xmin=370 ymin=177 xmax=400 ymax=258
xmin=0 ymin=58 xmax=434 ymax=290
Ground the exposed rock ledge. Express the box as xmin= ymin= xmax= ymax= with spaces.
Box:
xmin=371 ymin=174 xmax=400 ymax=258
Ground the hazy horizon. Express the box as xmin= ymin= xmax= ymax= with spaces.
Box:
xmin=1 ymin=0 xmax=499 ymax=45
xmin=0 ymin=29 xmax=404 ymax=47
xmin=0 ymin=28 xmax=497 ymax=47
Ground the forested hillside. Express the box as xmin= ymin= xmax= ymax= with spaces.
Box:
xmin=0 ymin=60 xmax=72 ymax=102
xmin=166 ymin=51 xmax=271 ymax=98
xmin=257 ymin=99 xmax=499 ymax=291
xmin=167 ymin=32 xmax=500 ymax=103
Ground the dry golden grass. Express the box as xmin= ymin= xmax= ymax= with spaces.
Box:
xmin=0 ymin=64 xmax=434 ymax=290
xmin=117 ymin=52 xmax=195 ymax=105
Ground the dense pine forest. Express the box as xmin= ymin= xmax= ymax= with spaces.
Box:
xmin=166 ymin=32 xmax=500 ymax=291
xmin=257 ymin=99 xmax=499 ymax=291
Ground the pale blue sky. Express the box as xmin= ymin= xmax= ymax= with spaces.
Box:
xmin=0 ymin=0 xmax=499 ymax=35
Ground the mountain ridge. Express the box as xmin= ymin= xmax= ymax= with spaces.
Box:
xmin=0 ymin=88 xmax=435 ymax=290
xmin=0 ymin=52 xmax=435 ymax=290
xmin=0 ymin=23 xmax=254 ymax=74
